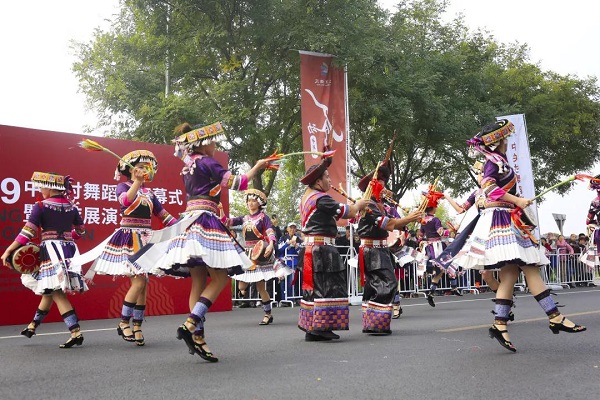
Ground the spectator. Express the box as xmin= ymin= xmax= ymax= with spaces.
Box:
xmin=335 ymin=226 xmax=350 ymax=247
xmin=278 ymin=222 xmax=303 ymax=303
xmin=541 ymin=237 xmax=555 ymax=283
xmin=540 ymin=237 xmax=552 ymax=254
xmin=334 ymin=224 xmax=359 ymax=254
xmin=271 ymin=214 xmax=283 ymax=243
xmin=568 ymin=233 xmax=581 ymax=254
xmin=578 ymin=236 xmax=589 ymax=249
xmin=555 ymin=235 xmax=575 ymax=287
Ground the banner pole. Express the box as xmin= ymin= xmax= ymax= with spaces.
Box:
xmin=344 ymin=63 xmax=351 ymax=213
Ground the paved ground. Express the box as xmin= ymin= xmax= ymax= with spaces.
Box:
xmin=1 ymin=287 xmax=598 ymax=400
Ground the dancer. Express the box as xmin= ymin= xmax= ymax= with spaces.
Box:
xmin=580 ymin=175 xmax=600 ymax=274
xmin=1 ymin=172 xmax=87 ymax=348
xmin=382 ymin=191 xmax=412 ymax=319
xmin=227 ymin=189 xmax=279 ymax=325
xmin=419 ymin=192 xmax=461 ymax=307
xmin=458 ymin=119 xmax=585 ymax=352
xmin=278 ymin=222 xmax=303 ymax=304
xmin=356 ymin=163 xmax=422 ymax=334
xmin=298 ymin=151 xmax=368 ymax=341
xmin=131 ymin=121 xmax=268 ymax=362
xmin=444 ymin=161 xmax=517 ymax=320
xmin=444 ymin=162 xmax=505 ymax=293
xmin=77 ymin=150 xmax=176 ymax=346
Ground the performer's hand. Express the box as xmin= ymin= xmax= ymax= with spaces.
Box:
xmin=355 ymin=199 xmax=369 ymax=210
xmin=587 ymin=224 xmax=596 ymax=237
xmin=406 ymin=210 xmax=424 ymax=223
xmin=515 ymin=197 xmax=532 ymax=209
xmin=1 ymin=251 xmax=10 ymax=268
xmin=264 ymin=243 xmax=274 ymax=257
xmin=132 ymin=166 xmax=146 ymax=183
xmin=255 ymin=159 xmax=271 ymax=170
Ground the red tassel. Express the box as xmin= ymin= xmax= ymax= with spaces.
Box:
xmin=359 ymin=246 xmax=365 ymax=287
xmin=302 ymin=246 xmax=314 ymax=291
xmin=371 ymin=179 xmax=384 ymax=201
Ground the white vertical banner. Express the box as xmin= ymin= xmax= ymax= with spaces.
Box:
xmin=498 ymin=113 xmax=540 ymax=238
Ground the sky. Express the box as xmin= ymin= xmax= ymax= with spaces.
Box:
xmin=1 ymin=0 xmax=599 ymax=235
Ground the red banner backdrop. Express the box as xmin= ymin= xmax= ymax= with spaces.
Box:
xmin=0 ymin=125 xmax=232 ymax=326
xmin=299 ymin=51 xmax=347 ymax=203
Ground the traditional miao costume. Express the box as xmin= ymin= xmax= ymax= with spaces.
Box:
xmin=132 ymin=127 xmax=252 ymax=278
xmin=455 ymin=151 xmax=540 ymax=269
xmin=356 ymin=164 xmax=398 ymax=334
xmin=20 ymin=173 xmax=87 ymax=295
xmin=229 ymin=189 xmax=283 ymax=320
xmin=579 ymin=178 xmax=600 ymax=276
xmin=80 ymin=150 xmax=175 ymax=278
xmin=418 ymin=197 xmax=460 ymax=303
xmin=74 ymin=150 xmax=175 ymax=344
xmin=298 ymin=158 xmax=351 ymax=341
xmin=16 ymin=172 xmax=86 ymax=345
xmin=130 ymin=122 xmax=252 ymax=359
xmin=384 ymin=203 xmax=410 ymax=319
xmin=419 ymin=213 xmax=448 ymax=272
xmin=454 ymin=120 xmax=582 ymax=348
xmin=230 ymin=191 xmax=278 ymax=283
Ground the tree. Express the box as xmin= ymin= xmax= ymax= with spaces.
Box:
xmin=72 ymin=0 xmax=386 ymax=195
xmin=73 ymin=0 xmax=600 ymax=203
xmin=349 ymin=0 xmax=600 ymax=200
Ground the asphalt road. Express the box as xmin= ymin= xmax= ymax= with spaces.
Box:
xmin=1 ymin=287 xmax=598 ymax=400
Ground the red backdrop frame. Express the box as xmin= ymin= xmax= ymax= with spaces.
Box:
xmin=0 ymin=125 xmax=232 ymax=326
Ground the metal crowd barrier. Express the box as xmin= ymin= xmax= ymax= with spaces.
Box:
xmin=544 ymin=250 xmax=599 ymax=288
xmin=230 ymin=246 xmax=600 ymax=306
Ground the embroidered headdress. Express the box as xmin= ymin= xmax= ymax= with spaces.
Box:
xmin=173 ymin=121 xmax=225 ymax=157
xmin=31 ymin=171 xmax=75 ymax=199
xmin=467 ymin=119 xmax=514 ymax=152
xmin=116 ymin=150 xmax=158 ymax=181
xmin=467 ymin=119 xmax=515 ymax=173
xmin=245 ymin=188 xmax=267 ymax=207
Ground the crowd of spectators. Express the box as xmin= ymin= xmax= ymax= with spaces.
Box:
xmin=540 ymin=232 xmax=595 ymax=287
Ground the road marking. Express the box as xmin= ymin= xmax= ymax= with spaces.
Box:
xmin=402 ymin=288 xmax=600 ymax=308
xmin=438 ymin=310 xmax=600 ymax=333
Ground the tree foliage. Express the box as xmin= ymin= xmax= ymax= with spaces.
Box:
xmin=73 ymin=0 xmax=600 ymax=219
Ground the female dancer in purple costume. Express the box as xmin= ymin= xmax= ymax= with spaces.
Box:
xmin=132 ymin=122 xmax=268 ymax=362
xmin=227 ymin=189 xmax=279 ymax=325
xmin=445 ymin=161 xmax=515 ymax=320
xmin=79 ymin=150 xmax=176 ymax=346
xmin=580 ymin=176 xmax=600 ymax=273
xmin=1 ymin=172 xmax=87 ymax=348
xmin=459 ymin=119 xmax=585 ymax=352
